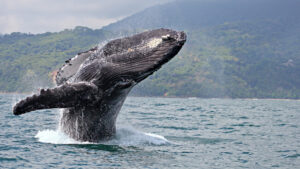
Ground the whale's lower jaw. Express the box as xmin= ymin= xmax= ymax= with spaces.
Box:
xmin=60 ymin=88 xmax=131 ymax=142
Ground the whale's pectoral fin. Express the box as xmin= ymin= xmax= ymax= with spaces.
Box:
xmin=55 ymin=47 xmax=97 ymax=86
xmin=13 ymin=82 xmax=102 ymax=115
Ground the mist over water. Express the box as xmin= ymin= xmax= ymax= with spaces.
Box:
xmin=1 ymin=94 xmax=300 ymax=168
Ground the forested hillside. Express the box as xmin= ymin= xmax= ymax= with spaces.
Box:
xmin=0 ymin=0 xmax=299 ymax=98
xmin=0 ymin=27 xmax=115 ymax=91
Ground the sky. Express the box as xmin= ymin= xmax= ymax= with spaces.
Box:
xmin=0 ymin=0 xmax=173 ymax=34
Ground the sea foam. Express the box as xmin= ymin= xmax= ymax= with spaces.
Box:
xmin=35 ymin=127 xmax=169 ymax=146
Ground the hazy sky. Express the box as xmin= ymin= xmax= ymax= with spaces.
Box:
xmin=0 ymin=0 xmax=173 ymax=34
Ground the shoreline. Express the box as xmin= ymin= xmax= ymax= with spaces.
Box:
xmin=128 ymin=96 xmax=300 ymax=101
xmin=1 ymin=92 xmax=298 ymax=100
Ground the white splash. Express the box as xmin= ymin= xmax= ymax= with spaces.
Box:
xmin=106 ymin=127 xmax=169 ymax=146
xmin=35 ymin=129 xmax=82 ymax=144
xmin=35 ymin=126 xmax=169 ymax=146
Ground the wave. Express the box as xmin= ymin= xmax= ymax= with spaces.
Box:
xmin=35 ymin=126 xmax=169 ymax=146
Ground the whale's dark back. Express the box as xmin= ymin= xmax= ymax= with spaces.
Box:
xmin=55 ymin=29 xmax=185 ymax=87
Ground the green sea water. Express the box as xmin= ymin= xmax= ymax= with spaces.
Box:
xmin=0 ymin=94 xmax=299 ymax=168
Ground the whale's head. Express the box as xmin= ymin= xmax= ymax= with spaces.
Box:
xmin=93 ymin=29 xmax=186 ymax=90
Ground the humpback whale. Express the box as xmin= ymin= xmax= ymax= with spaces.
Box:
xmin=13 ymin=28 xmax=186 ymax=142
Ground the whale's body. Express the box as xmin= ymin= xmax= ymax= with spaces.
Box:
xmin=13 ymin=29 xmax=186 ymax=142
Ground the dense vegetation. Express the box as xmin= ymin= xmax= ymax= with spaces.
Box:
xmin=0 ymin=27 xmax=115 ymax=91
xmin=0 ymin=0 xmax=299 ymax=98
xmin=132 ymin=21 xmax=300 ymax=98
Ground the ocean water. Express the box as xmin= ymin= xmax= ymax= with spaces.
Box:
xmin=0 ymin=94 xmax=299 ymax=168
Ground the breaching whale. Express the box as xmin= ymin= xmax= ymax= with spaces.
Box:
xmin=13 ymin=28 xmax=186 ymax=142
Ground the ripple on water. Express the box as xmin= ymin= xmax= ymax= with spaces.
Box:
xmin=1 ymin=95 xmax=300 ymax=168
xmin=0 ymin=157 xmax=18 ymax=162
xmin=167 ymin=136 xmax=234 ymax=145
xmin=153 ymin=103 xmax=167 ymax=106
xmin=0 ymin=156 xmax=29 ymax=163
xmin=284 ymin=154 xmax=300 ymax=158
xmin=154 ymin=125 xmax=198 ymax=131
